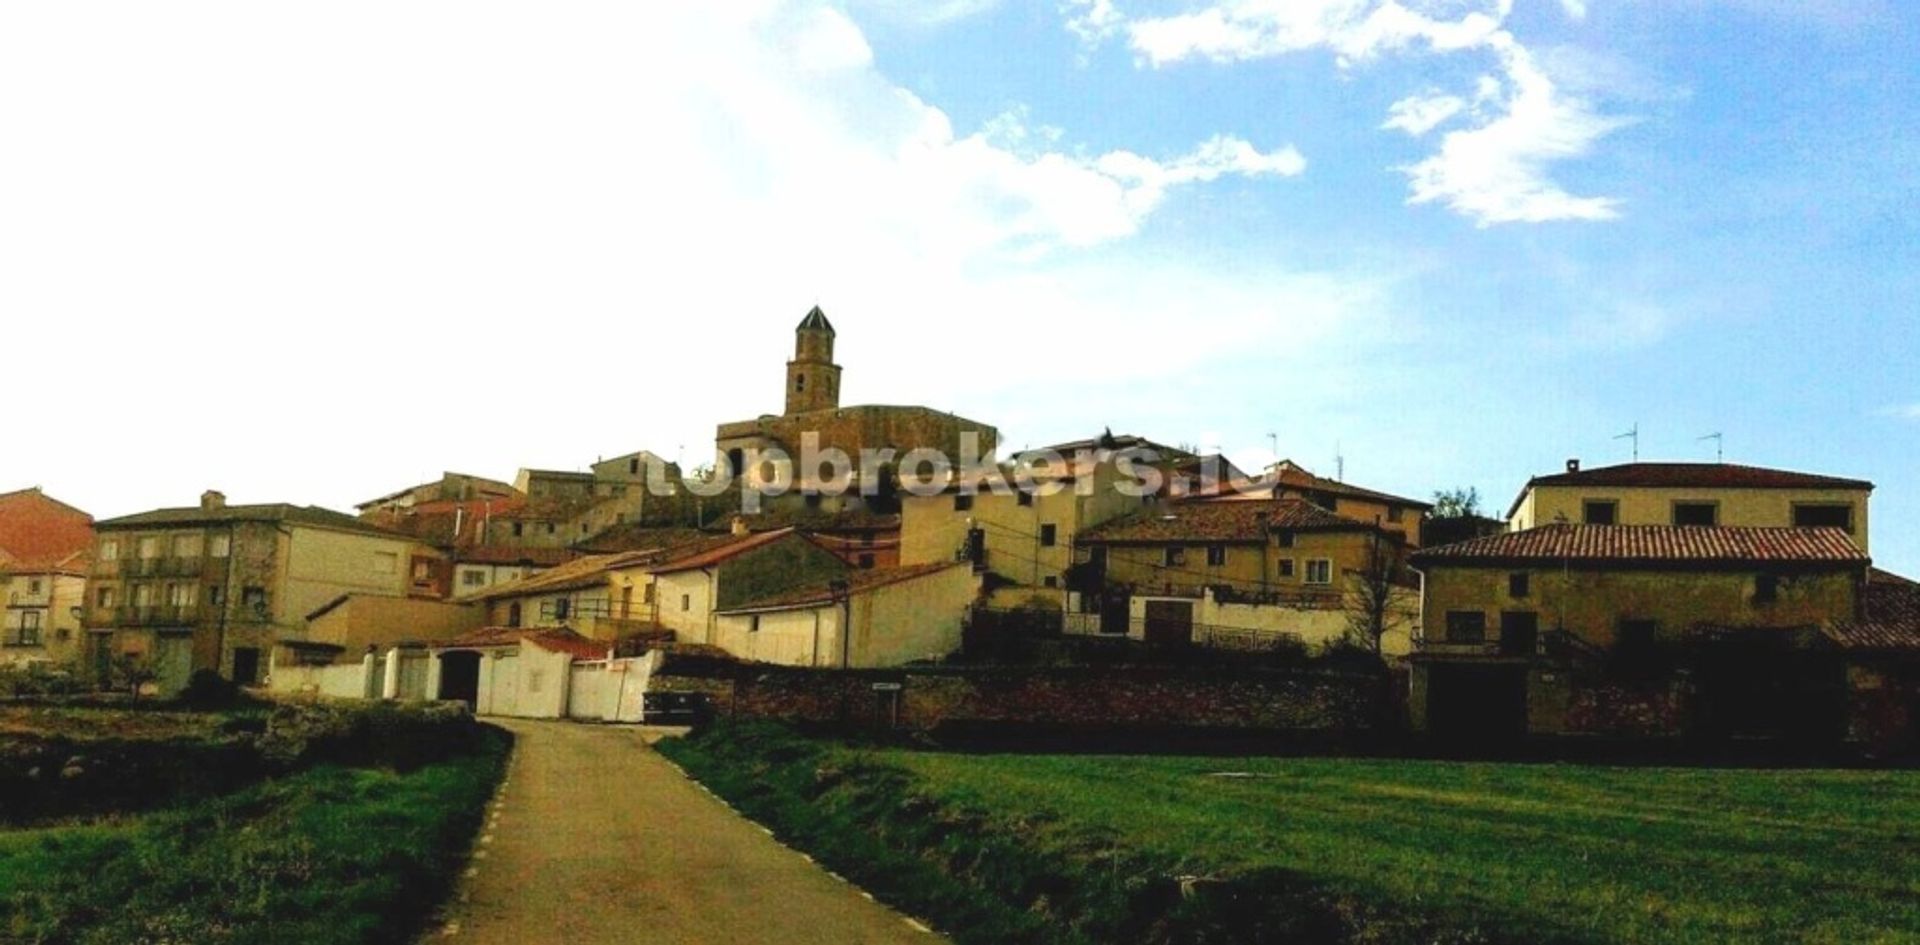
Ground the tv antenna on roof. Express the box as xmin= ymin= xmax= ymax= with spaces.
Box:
xmin=1698 ymin=432 xmax=1723 ymax=463
xmin=1335 ymin=441 xmax=1345 ymax=482
xmin=1614 ymin=423 xmax=1640 ymax=462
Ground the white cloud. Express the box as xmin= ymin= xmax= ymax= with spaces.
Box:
xmin=1400 ymin=38 xmax=1630 ymax=224
xmin=1559 ymin=0 xmax=1588 ymax=19
xmin=1063 ymin=0 xmax=1124 ymax=44
xmin=1877 ymin=404 xmax=1920 ymax=421
xmin=1088 ymin=0 xmax=1627 ymax=225
xmin=0 ymin=0 xmax=1359 ymax=515
xmin=850 ymin=0 xmax=1002 ymax=26
xmin=1382 ymin=91 xmax=1467 ymax=135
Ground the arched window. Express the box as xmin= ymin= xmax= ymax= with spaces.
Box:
xmin=796 ymin=373 xmax=806 ymax=392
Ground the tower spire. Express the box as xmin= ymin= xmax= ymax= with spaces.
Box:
xmin=786 ymin=305 xmax=842 ymax=415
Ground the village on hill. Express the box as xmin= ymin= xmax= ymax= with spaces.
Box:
xmin=4 ymin=307 xmax=1915 ymax=756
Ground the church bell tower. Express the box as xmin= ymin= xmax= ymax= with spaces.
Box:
xmin=785 ymin=305 xmax=842 ymax=415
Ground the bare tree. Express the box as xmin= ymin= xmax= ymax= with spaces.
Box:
xmin=1343 ymin=525 xmax=1400 ymax=656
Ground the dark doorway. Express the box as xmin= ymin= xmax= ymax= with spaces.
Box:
xmin=1500 ymin=611 xmax=1539 ymax=657
xmin=231 ymin=647 xmax=261 ymax=686
xmin=1143 ymin=599 xmax=1195 ymax=648
xmin=1426 ymin=664 xmax=1528 ymax=741
xmin=437 ymin=651 xmax=482 ymax=708
xmin=90 ymin=633 xmax=112 ymax=690
xmin=1689 ymin=636 xmax=1842 ymax=744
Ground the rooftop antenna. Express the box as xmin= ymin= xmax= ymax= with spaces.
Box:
xmin=1614 ymin=422 xmax=1640 ymax=462
xmin=1698 ymin=432 xmax=1723 ymax=463
xmin=1267 ymin=431 xmax=1278 ymax=459
xmin=1335 ymin=441 xmax=1345 ymax=482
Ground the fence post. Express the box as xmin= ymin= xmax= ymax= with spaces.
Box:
xmin=382 ymin=648 xmax=402 ymax=700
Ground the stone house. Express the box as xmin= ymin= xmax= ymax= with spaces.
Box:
xmin=647 ymin=528 xmax=849 ymax=645
xmin=86 ymin=491 xmax=442 ymax=694
xmin=1204 ymin=460 xmax=1431 ymax=547
xmin=1505 ymin=460 xmax=1873 ymax=549
xmin=1407 ymin=524 xmax=1874 ymax=741
xmin=1075 ymin=498 xmax=1417 ymax=655
xmin=898 ymin=441 xmax=1166 ymax=608
xmin=709 ymin=561 xmax=978 ymax=668
xmin=0 ymin=487 xmax=95 ymax=670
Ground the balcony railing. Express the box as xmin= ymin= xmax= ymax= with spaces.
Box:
xmin=108 ymin=605 xmax=204 ymax=627
xmin=539 ymin=598 xmax=649 ymax=623
xmin=118 ymin=556 xmax=206 ymax=578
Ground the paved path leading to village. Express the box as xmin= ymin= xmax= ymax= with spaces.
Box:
xmin=431 ymin=719 xmax=945 ymax=945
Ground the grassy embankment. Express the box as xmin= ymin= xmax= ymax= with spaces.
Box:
xmin=0 ymin=705 xmax=508 ymax=945
xmin=659 ymin=722 xmax=1920 ymax=945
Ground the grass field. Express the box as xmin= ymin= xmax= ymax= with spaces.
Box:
xmin=885 ymin=751 xmax=1920 ymax=945
xmin=0 ymin=727 xmax=507 ymax=945
xmin=661 ymin=724 xmax=1920 ymax=945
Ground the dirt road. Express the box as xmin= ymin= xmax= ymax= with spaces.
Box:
xmin=433 ymin=719 xmax=944 ymax=944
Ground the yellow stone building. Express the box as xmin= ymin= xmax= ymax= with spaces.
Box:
xmin=86 ymin=492 xmax=442 ymax=693
xmin=1506 ymin=460 xmax=1872 ymax=550
xmin=1408 ymin=524 xmax=1872 ymax=739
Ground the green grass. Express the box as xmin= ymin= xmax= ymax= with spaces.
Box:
xmin=0 ymin=728 xmax=508 ymax=945
xmin=885 ymin=751 xmax=1920 ymax=945
xmin=662 ymin=723 xmax=1920 ymax=945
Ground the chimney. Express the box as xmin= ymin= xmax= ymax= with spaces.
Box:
xmin=730 ymin=515 xmax=751 ymax=537
xmin=1565 ymin=458 xmax=1581 ymax=474
xmin=201 ymin=490 xmax=226 ymax=511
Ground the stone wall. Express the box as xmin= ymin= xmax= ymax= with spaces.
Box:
xmin=651 ymin=663 xmax=1389 ymax=734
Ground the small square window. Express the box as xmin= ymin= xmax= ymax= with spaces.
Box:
xmin=1040 ymin=524 xmax=1057 ymax=547
xmin=1445 ymin=611 xmax=1487 ymax=643
xmin=1278 ymin=559 xmax=1296 ymax=579
xmin=954 ymin=494 xmax=974 ymax=512
xmin=1276 ymin=531 xmax=1296 ymax=548
xmin=1673 ymin=502 xmax=1718 ymax=527
xmin=1509 ymin=572 xmax=1530 ymax=598
xmin=1792 ymin=504 xmax=1853 ymax=532
xmin=1206 ymin=545 xmax=1227 ymax=567
xmin=1304 ymin=559 xmax=1333 ymax=585
xmin=1043 ymin=575 xmax=1058 ymax=588
xmin=1583 ymin=500 xmax=1618 ymax=525
xmin=1164 ymin=547 xmax=1187 ymax=567
xmin=1017 ymin=491 xmax=1034 ymax=507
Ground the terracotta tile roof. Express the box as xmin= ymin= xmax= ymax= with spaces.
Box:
xmin=726 ymin=509 xmax=902 ymax=534
xmin=364 ymin=496 xmax=528 ymax=547
xmin=1825 ymin=569 xmax=1920 ymax=652
xmin=648 ymin=528 xmax=805 ymax=575
xmin=442 ymin=626 xmax=612 ymax=660
xmin=1205 ymin=461 xmax=1431 ymax=510
xmin=716 ymin=561 xmax=968 ymax=614
xmin=471 ymin=550 xmax=656 ymax=600
xmin=1412 ymin=524 xmax=1868 ymax=567
xmin=1080 ymin=499 xmax=1380 ymax=544
xmin=0 ymin=488 xmax=94 ymax=573
xmin=1510 ymin=462 xmax=1873 ymax=518
xmin=572 ymin=524 xmax=711 ymax=555
xmin=455 ymin=545 xmax=578 ymax=567
xmin=97 ymin=502 xmax=409 ymax=539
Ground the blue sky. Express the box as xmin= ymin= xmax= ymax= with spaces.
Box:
xmin=0 ymin=1 xmax=1914 ymax=571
